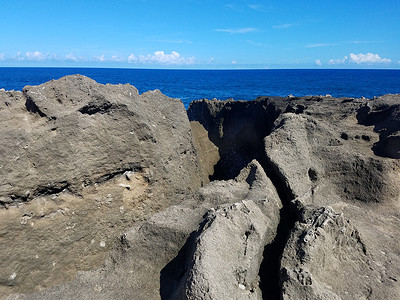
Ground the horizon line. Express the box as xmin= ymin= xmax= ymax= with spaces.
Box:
xmin=1 ymin=66 xmax=400 ymax=71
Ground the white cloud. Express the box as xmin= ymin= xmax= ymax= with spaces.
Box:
xmin=273 ymin=23 xmax=296 ymax=29
xmin=65 ymin=53 xmax=78 ymax=62
xmin=3 ymin=51 xmax=195 ymax=65
xmin=215 ymin=27 xmax=257 ymax=34
xmin=92 ymin=54 xmax=125 ymax=63
xmin=110 ymin=55 xmax=124 ymax=62
xmin=94 ymin=55 xmax=106 ymax=62
xmin=328 ymin=56 xmax=348 ymax=64
xmin=347 ymin=40 xmax=382 ymax=44
xmin=232 ymin=60 xmax=238 ymax=64
xmin=16 ymin=52 xmax=24 ymax=61
xmin=315 ymin=59 xmax=322 ymax=66
xmin=25 ymin=51 xmax=47 ymax=61
xmin=329 ymin=53 xmax=391 ymax=64
xmin=133 ymin=51 xmax=195 ymax=65
xmin=128 ymin=54 xmax=137 ymax=63
xmin=349 ymin=53 xmax=391 ymax=64
xmin=224 ymin=4 xmax=235 ymax=9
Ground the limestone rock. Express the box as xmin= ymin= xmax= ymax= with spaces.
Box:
xmin=281 ymin=205 xmax=392 ymax=300
xmin=172 ymin=160 xmax=282 ymax=300
xmin=173 ymin=199 xmax=279 ymax=300
xmin=357 ymin=94 xmax=400 ymax=158
xmin=0 ymin=75 xmax=204 ymax=297
xmin=6 ymin=160 xmax=281 ymax=300
xmin=190 ymin=121 xmax=220 ymax=183
xmin=188 ymin=98 xmax=283 ymax=180
xmin=2 ymin=81 xmax=400 ymax=300
xmin=189 ymin=95 xmax=400 ymax=299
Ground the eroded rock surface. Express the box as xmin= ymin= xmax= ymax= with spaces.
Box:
xmin=0 ymin=75 xmax=205 ymax=297
xmin=281 ymin=205 xmax=376 ymax=299
xmin=189 ymin=95 xmax=400 ymax=299
xmin=1 ymin=79 xmax=399 ymax=300
xmin=6 ymin=160 xmax=281 ymax=300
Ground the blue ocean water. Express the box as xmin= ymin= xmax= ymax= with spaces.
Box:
xmin=0 ymin=67 xmax=399 ymax=108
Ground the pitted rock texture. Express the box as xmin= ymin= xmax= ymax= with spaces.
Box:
xmin=281 ymin=206 xmax=375 ymax=300
xmin=6 ymin=160 xmax=281 ymax=300
xmin=2 ymin=80 xmax=399 ymax=300
xmin=356 ymin=93 xmax=400 ymax=158
xmin=172 ymin=200 xmax=276 ymax=300
xmin=0 ymin=75 xmax=205 ymax=298
xmin=189 ymin=95 xmax=400 ymax=299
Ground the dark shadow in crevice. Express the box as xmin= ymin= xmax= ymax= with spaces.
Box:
xmin=186 ymin=97 xmax=301 ymax=299
xmin=159 ymin=218 xmax=208 ymax=299
xmin=356 ymin=102 xmax=400 ymax=158
xmin=256 ymin=153 xmax=297 ymax=300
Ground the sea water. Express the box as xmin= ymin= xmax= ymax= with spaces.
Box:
xmin=0 ymin=68 xmax=399 ymax=108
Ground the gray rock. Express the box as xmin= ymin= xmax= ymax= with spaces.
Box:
xmin=189 ymin=95 xmax=400 ymax=299
xmin=357 ymin=94 xmax=400 ymax=158
xmin=188 ymin=98 xmax=283 ymax=180
xmin=5 ymin=160 xmax=281 ymax=300
xmin=280 ymin=205 xmax=391 ymax=300
xmin=172 ymin=160 xmax=282 ymax=300
xmin=2 ymin=81 xmax=400 ymax=300
xmin=190 ymin=121 xmax=220 ymax=184
xmin=0 ymin=75 xmax=204 ymax=297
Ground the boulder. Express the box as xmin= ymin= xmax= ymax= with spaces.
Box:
xmin=281 ymin=205 xmax=395 ymax=300
xmin=6 ymin=160 xmax=281 ymax=300
xmin=188 ymin=95 xmax=400 ymax=299
xmin=0 ymin=75 xmax=204 ymax=297
xmin=2 ymin=80 xmax=399 ymax=300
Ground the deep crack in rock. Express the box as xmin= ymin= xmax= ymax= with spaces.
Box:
xmin=188 ymin=98 xmax=300 ymax=299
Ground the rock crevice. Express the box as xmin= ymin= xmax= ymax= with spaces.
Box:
xmin=1 ymin=80 xmax=399 ymax=300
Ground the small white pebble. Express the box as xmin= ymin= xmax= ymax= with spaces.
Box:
xmin=238 ymin=284 xmax=246 ymax=290
xmin=91 ymin=239 xmax=95 ymax=244
xmin=118 ymin=183 xmax=131 ymax=190
xmin=9 ymin=272 xmax=17 ymax=280
xmin=100 ymin=241 xmax=106 ymax=248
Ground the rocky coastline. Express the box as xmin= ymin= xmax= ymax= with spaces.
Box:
xmin=0 ymin=75 xmax=399 ymax=299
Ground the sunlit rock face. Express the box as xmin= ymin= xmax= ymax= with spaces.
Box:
xmin=1 ymin=77 xmax=399 ymax=300
xmin=0 ymin=75 xmax=204 ymax=297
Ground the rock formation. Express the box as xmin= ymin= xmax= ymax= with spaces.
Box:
xmin=1 ymin=77 xmax=399 ymax=299
xmin=0 ymin=75 xmax=205 ymax=297
xmin=188 ymin=95 xmax=400 ymax=299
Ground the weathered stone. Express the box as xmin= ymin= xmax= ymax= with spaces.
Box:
xmin=281 ymin=205 xmax=394 ymax=300
xmin=2 ymin=80 xmax=400 ymax=300
xmin=0 ymin=75 xmax=204 ymax=297
xmin=172 ymin=160 xmax=281 ymax=300
xmin=6 ymin=160 xmax=281 ymax=300
xmin=190 ymin=121 xmax=219 ymax=184
xmin=189 ymin=95 xmax=400 ymax=299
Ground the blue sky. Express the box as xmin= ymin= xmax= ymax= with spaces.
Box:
xmin=0 ymin=0 xmax=399 ymax=69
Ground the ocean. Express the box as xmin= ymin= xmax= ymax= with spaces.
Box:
xmin=0 ymin=67 xmax=399 ymax=108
